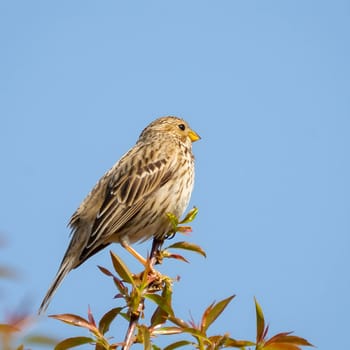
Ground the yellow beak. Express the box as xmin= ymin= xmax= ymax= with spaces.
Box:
xmin=188 ymin=130 xmax=201 ymax=142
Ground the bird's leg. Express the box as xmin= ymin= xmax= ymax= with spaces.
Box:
xmin=149 ymin=237 xmax=165 ymax=266
xmin=120 ymin=240 xmax=147 ymax=266
xmin=120 ymin=237 xmax=165 ymax=268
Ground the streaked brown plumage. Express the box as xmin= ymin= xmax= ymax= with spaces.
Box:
xmin=38 ymin=116 xmax=200 ymax=313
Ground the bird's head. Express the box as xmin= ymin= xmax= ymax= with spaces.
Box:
xmin=139 ymin=116 xmax=201 ymax=145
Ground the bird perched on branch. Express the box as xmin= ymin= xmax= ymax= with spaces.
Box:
xmin=39 ymin=116 xmax=200 ymax=313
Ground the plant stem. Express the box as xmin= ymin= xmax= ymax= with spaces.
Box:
xmin=122 ymin=237 xmax=164 ymax=349
xmin=122 ymin=299 xmax=144 ymax=350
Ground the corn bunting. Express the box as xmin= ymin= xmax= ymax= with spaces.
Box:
xmin=38 ymin=116 xmax=200 ymax=313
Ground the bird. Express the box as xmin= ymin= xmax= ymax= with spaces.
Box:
xmin=38 ymin=116 xmax=200 ymax=314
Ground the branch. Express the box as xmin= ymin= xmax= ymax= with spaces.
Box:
xmin=122 ymin=237 xmax=163 ymax=350
xmin=122 ymin=299 xmax=144 ymax=350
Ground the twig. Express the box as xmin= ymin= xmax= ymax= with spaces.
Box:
xmin=122 ymin=299 xmax=144 ymax=350
xmin=122 ymin=237 xmax=164 ymax=349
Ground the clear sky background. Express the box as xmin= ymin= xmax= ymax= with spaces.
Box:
xmin=1 ymin=1 xmax=349 ymax=349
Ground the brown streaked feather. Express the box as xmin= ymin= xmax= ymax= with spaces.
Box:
xmin=76 ymin=242 xmax=109 ymax=268
xmin=82 ymin=154 xmax=174 ymax=254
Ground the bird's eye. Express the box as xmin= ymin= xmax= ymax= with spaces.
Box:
xmin=178 ymin=123 xmax=186 ymax=131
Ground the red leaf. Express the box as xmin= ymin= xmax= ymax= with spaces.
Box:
xmin=87 ymin=306 xmax=96 ymax=327
xmin=266 ymin=332 xmax=313 ymax=346
xmin=97 ymin=265 xmax=114 ymax=277
xmin=49 ymin=314 xmax=96 ymax=333
xmin=164 ymin=253 xmax=189 ymax=263
xmin=263 ymin=343 xmax=303 ymax=350
xmin=176 ymin=226 xmax=192 ymax=234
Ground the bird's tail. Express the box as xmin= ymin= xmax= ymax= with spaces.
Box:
xmin=38 ymin=259 xmax=73 ymax=314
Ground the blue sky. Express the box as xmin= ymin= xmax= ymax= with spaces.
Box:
xmin=1 ymin=1 xmax=349 ymax=349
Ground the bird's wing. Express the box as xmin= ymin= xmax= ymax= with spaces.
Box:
xmin=84 ymin=155 xmax=174 ymax=251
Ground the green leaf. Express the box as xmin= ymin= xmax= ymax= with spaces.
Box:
xmin=54 ymin=336 xmax=94 ymax=350
xmin=145 ymin=294 xmax=174 ymax=317
xmin=166 ymin=212 xmax=179 ymax=231
xmin=206 ymin=335 xmax=227 ymax=347
xmin=138 ymin=325 xmax=151 ymax=350
xmin=223 ymin=337 xmax=256 ymax=348
xmin=150 ymin=278 xmax=174 ymax=327
xmin=255 ymin=298 xmax=265 ymax=343
xmin=168 ymin=316 xmax=189 ymax=328
xmin=110 ymin=251 xmax=136 ymax=286
xmin=201 ymin=295 xmax=235 ymax=333
xmin=150 ymin=305 xmax=168 ymax=328
xmin=24 ymin=334 xmax=58 ymax=346
xmin=166 ymin=241 xmax=206 ymax=258
xmin=151 ymin=327 xmax=184 ymax=336
xmin=179 ymin=207 xmax=198 ymax=224
xmin=163 ymin=340 xmax=195 ymax=350
xmin=182 ymin=327 xmax=208 ymax=341
xmin=98 ymin=307 xmax=124 ymax=334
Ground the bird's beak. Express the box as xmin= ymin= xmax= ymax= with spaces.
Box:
xmin=188 ymin=130 xmax=201 ymax=142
